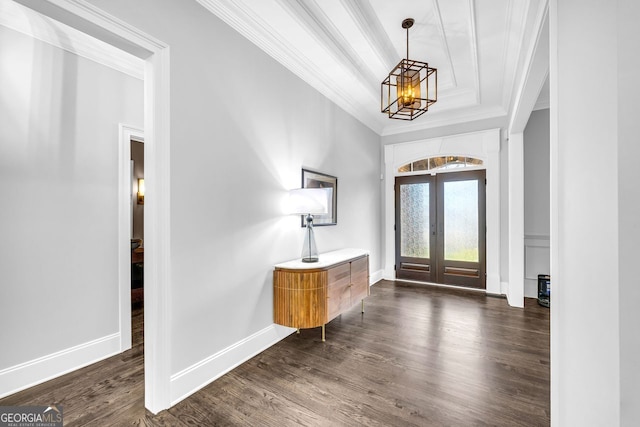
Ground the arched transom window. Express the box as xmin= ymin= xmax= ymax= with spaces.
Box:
xmin=398 ymin=156 xmax=483 ymax=173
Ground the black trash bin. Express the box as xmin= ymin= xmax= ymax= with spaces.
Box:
xmin=538 ymin=274 xmax=550 ymax=307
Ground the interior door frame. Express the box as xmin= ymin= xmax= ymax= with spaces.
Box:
xmin=17 ymin=0 xmax=173 ymax=414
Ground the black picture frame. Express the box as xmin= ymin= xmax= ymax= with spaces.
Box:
xmin=301 ymin=169 xmax=337 ymax=226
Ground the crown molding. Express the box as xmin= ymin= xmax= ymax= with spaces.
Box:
xmin=0 ymin=0 xmax=144 ymax=80
xmin=196 ymin=0 xmax=542 ymax=137
xmin=381 ymin=105 xmax=508 ymax=137
xmin=274 ymin=0 xmax=380 ymax=96
xmin=467 ymin=0 xmax=481 ymax=104
xmin=196 ymin=0 xmax=384 ymax=134
xmin=500 ymin=0 xmax=531 ymax=112
xmin=340 ymin=0 xmax=397 ymax=70
xmin=533 ymin=100 xmax=550 ymax=111
xmin=432 ymin=0 xmax=458 ymax=89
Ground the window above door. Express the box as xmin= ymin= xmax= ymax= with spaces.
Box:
xmin=398 ymin=156 xmax=484 ymax=174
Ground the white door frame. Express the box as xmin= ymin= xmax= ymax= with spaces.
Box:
xmin=16 ymin=0 xmax=172 ymax=413
xmin=506 ymin=4 xmax=549 ymax=308
xmin=383 ymin=128 xmax=502 ymax=296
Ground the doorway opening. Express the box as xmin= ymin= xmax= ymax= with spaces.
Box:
xmin=131 ymin=137 xmax=145 ymax=350
xmin=395 ymin=169 xmax=486 ymax=289
xmin=13 ymin=0 xmax=171 ymax=412
xmin=131 ymin=138 xmax=144 ymax=308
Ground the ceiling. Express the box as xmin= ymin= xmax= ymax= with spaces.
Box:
xmin=197 ymin=0 xmax=548 ymax=136
xmin=2 ymin=0 xmax=548 ymax=138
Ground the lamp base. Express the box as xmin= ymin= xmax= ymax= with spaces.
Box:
xmin=301 ymin=214 xmax=320 ymax=263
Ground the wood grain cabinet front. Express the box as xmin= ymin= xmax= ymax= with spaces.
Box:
xmin=273 ymin=249 xmax=369 ymax=341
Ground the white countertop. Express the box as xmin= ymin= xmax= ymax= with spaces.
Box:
xmin=274 ymin=248 xmax=369 ymax=270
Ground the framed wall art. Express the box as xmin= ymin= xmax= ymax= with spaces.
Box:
xmin=302 ymin=169 xmax=337 ymax=226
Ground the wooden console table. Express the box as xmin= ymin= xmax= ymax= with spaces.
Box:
xmin=273 ymin=248 xmax=369 ymax=341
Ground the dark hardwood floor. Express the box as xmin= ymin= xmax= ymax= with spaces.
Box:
xmin=0 ymin=281 xmax=549 ymax=426
xmin=0 ymin=304 xmax=145 ymax=426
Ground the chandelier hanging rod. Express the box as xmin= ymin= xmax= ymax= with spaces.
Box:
xmin=403 ymin=18 xmax=413 ymax=61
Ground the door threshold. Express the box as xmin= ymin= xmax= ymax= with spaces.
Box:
xmin=394 ymin=278 xmax=495 ymax=295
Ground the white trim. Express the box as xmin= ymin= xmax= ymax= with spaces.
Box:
xmin=524 ymin=233 xmax=550 ymax=241
xmin=383 ymin=129 xmax=502 ymax=296
xmin=380 ymin=105 xmax=508 ymax=137
xmin=369 ymin=269 xmax=384 ymax=285
xmin=533 ymin=100 xmax=550 ymax=111
xmin=16 ymin=0 xmax=172 ymax=414
xmin=0 ymin=0 xmax=144 ymax=80
xmin=0 ymin=333 xmax=120 ymax=399
xmin=508 ymin=2 xmax=550 ymax=134
xmin=170 ymin=325 xmax=295 ymax=406
xmin=170 ymin=267 xmax=384 ymax=405
xmin=506 ymin=2 xmax=549 ymax=308
xmin=524 ymin=279 xmax=539 ymax=299
xmin=507 ymin=132 xmax=525 ymax=308
xmin=118 ymin=125 xmax=144 ymax=353
xmin=549 ymin=0 xmax=559 ymax=420
xmin=195 ymin=0 xmax=383 ymax=135
xmin=143 ymin=44 xmax=172 ymax=415
xmin=501 ymin=281 xmax=509 ymax=295
xmin=524 ymin=234 xmax=550 ymax=298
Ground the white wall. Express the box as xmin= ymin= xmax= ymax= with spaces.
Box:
xmin=550 ymin=0 xmax=640 ymax=424
xmin=618 ymin=0 xmax=640 ymax=424
xmin=85 ymin=0 xmax=381 ymax=400
xmin=523 ymin=109 xmax=550 ymax=297
xmin=0 ymin=25 xmax=143 ymax=386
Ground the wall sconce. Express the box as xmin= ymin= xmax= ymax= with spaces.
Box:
xmin=287 ymin=188 xmax=329 ymax=262
xmin=137 ymin=178 xmax=145 ymax=205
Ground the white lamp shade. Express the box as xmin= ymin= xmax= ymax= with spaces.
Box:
xmin=287 ymin=188 xmax=330 ymax=215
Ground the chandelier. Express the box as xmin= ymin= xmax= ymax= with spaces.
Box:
xmin=381 ymin=18 xmax=437 ymax=120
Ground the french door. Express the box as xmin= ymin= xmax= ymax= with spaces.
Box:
xmin=395 ymin=170 xmax=486 ymax=289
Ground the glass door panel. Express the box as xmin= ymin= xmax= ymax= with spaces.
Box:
xmin=443 ymin=180 xmax=479 ymax=262
xmin=396 ymin=170 xmax=486 ymax=289
xmin=400 ymin=183 xmax=430 ymax=258
xmin=395 ymin=175 xmax=435 ymax=282
xmin=436 ymin=170 xmax=486 ymax=288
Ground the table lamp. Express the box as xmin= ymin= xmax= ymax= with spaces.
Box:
xmin=288 ymin=188 xmax=329 ymax=262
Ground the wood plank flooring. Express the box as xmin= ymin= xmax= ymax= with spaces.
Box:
xmin=0 ymin=304 xmax=145 ymax=426
xmin=0 ymin=281 xmax=549 ymax=426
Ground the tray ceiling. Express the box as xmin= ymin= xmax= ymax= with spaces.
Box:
xmin=2 ymin=0 xmax=548 ymax=137
xmin=197 ymin=0 xmax=547 ymax=136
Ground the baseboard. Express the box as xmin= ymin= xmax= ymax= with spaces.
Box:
xmin=524 ymin=278 xmax=538 ymax=298
xmin=170 ymin=269 xmax=388 ymax=406
xmin=0 ymin=333 xmax=121 ymax=399
xmin=170 ymin=324 xmax=296 ymax=406
xmin=370 ymin=269 xmax=384 ymax=285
